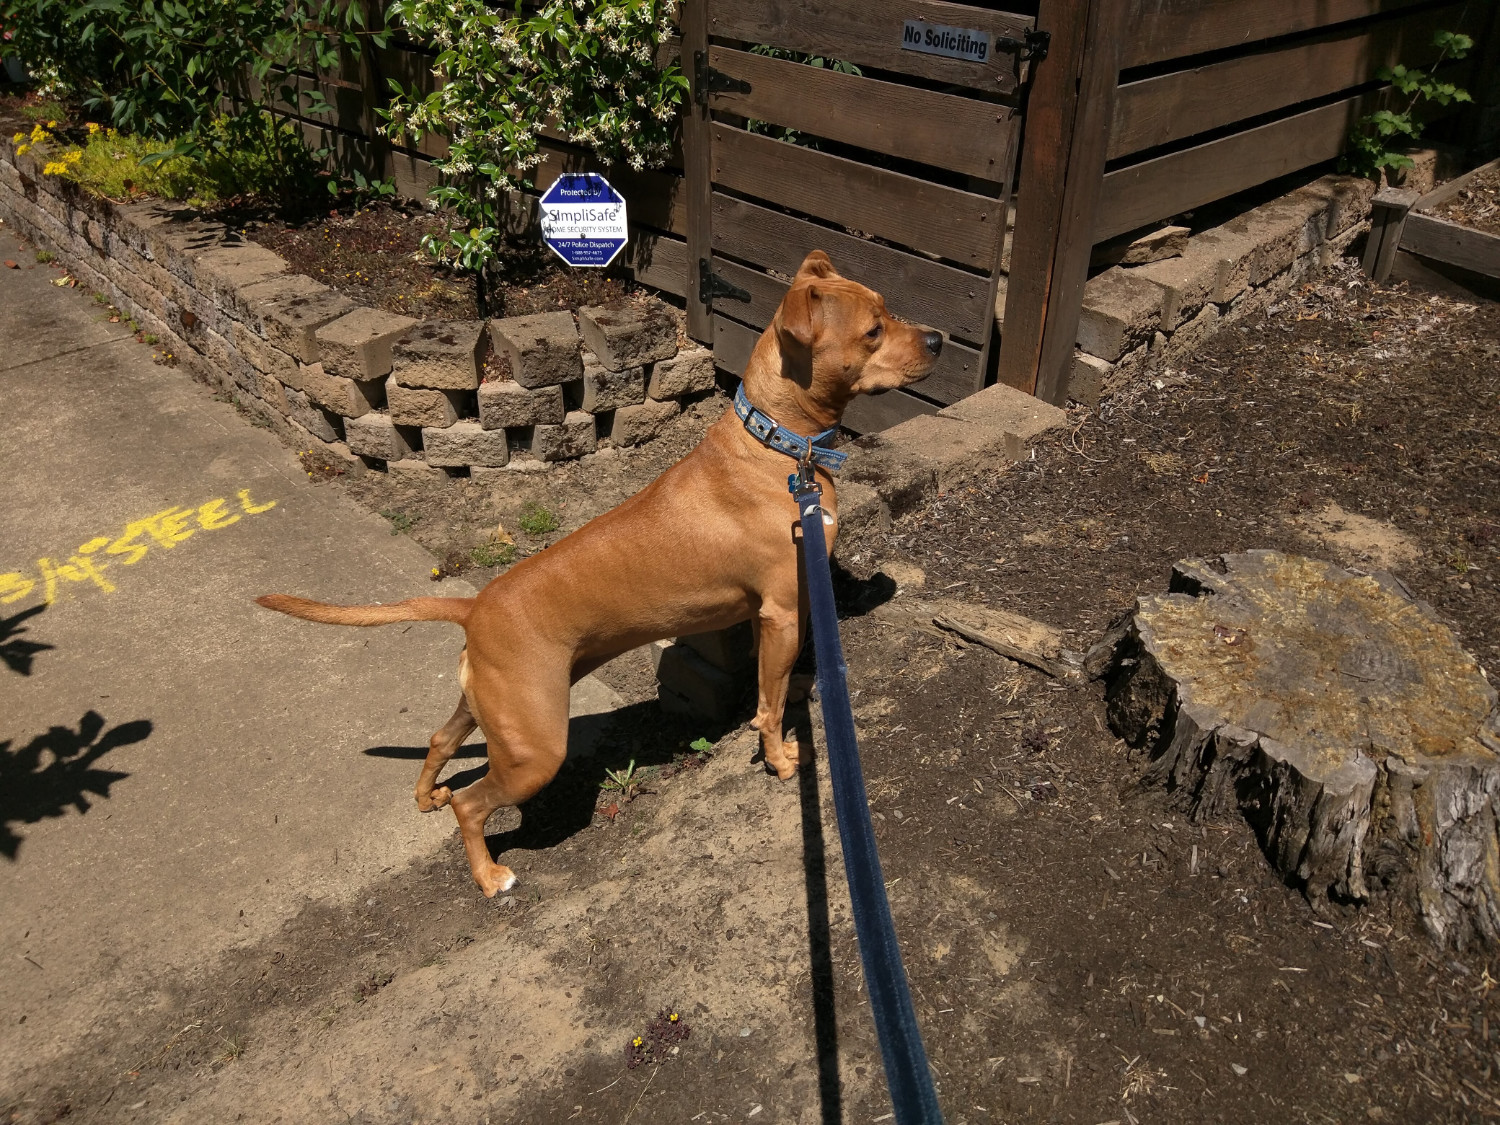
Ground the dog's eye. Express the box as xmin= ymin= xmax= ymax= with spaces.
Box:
xmin=866 ymin=323 xmax=883 ymax=340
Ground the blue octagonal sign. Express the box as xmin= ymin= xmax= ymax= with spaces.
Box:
xmin=539 ymin=173 xmax=628 ymax=268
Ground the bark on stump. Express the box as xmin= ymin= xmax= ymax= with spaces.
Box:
xmin=1103 ymin=551 xmax=1500 ymax=947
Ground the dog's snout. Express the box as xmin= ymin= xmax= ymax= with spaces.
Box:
xmin=923 ymin=330 xmax=943 ymax=357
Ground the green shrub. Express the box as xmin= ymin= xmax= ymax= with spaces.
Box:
xmin=383 ymin=0 xmax=685 ymax=305
xmin=1 ymin=0 xmax=384 ymax=206
xmin=1345 ymin=30 xmax=1473 ymax=179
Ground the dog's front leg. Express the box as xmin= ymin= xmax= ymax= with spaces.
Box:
xmin=752 ymin=603 xmax=804 ymax=779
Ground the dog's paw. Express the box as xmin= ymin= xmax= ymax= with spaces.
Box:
xmin=415 ymin=785 xmax=452 ymax=812
xmin=477 ymin=866 xmax=518 ymax=898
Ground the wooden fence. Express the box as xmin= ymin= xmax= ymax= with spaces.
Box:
xmin=997 ymin=0 xmax=1496 ymax=402
xmin=240 ymin=0 xmax=1497 ymax=424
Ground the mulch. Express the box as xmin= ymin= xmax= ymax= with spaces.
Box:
xmin=1433 ymin=163 xmax=1500 ymax=237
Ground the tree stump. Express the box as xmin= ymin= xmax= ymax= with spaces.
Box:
xmin=1103 ymin=551 xmax=1500 ymax=948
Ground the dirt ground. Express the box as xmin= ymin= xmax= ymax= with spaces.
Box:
xmin=1434 ymin=164 xmax=1500 ymax=237
xmin=8 ymin=255 xmax=1500 ymax=1125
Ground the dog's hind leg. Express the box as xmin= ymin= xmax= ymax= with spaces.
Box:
xmin=416 ymin=692 xmax=477 ymax=812
xmin=448 ymin=660 xmax=570 ymax=897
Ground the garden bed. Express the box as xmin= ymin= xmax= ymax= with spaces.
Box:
xmin=245 ymin=202 xmax=639 ymax=323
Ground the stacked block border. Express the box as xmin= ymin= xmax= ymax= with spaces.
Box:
xmin=0 ymin=139 xmax=718 ymax=476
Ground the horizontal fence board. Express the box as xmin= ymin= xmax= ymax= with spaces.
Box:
xmin=712 ymin=194 xmax=994 ymax=343
xmin=533 ymin=140 xmax=687 ymax=236
xmin=708 ymin=257 xmax=982 ymax=404
xmin=1111 ymin=2 xmax=1466 ymax=159
xmin=709 ymin=0 xmax=1031 ymax=93
xmin=713 ymin=126 xmax=1002 ymax=268
xmin=841 ymin=387 xmax=939 ymax=432
xmin=713 ymin=312 xmax=762 ymax=376
xmin=1096 ymin=89 xmax=1382 ymax=242
xmin=1401 ymin=212 xmax=1500 ymax=277
xmin=627 ymin=229 xmax=690 ymax=297
xmin=1123 ymin=0 xmax=1431 ymax=68
xmin=706 ymin=45 xmax=1017 ymax=180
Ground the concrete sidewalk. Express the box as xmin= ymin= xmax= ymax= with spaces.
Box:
xmin=0 ymin=225 xmax=615 ymax=1097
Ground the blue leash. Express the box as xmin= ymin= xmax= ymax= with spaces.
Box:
xmin=791 ymin=460 xmax=944 ymax=1125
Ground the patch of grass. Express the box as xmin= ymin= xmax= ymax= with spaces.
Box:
xmin=216 ymin=1034 xmax=246 ymax=1063
xmin=34 ymin=249 xmax=54 ymax=264
xmin=470 ymin=541 xmax=516 ymax=567
xmin=381 ymin=510 xmax=419 ymax=535
xmin=518 ymin=501 xmax=559 ymax=536
xmin=20 ymin=99 xmax=66 ymax=123
xmin=142 ymin=333 xmax=158 ymax=345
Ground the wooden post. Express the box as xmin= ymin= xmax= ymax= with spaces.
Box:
xmin=680 ymin=0 xmax=713 ymax=343
xmin=995 ymin=0 xmax=1125 ymax=404
xmin=1363 ymin=187 xmax=1419 ymax=282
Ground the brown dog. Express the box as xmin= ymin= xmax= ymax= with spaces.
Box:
xmin=257 ymin=250 xmax=941 ymax=896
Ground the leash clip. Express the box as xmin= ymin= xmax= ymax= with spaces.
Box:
xmin=789 ymin=454 xmax=821 ymax=498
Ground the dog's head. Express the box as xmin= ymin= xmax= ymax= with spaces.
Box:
xmin=770 ymin=251 xmax=943 ymax=409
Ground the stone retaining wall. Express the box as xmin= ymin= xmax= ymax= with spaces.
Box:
xmin=1066 ymin=173 xmax=1379 ymax=404
xmin=0 ymin=140 xmax=715 ymax=475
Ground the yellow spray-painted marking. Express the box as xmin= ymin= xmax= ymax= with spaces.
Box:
xmin=0 ymin=488 xmax=277 ymax=607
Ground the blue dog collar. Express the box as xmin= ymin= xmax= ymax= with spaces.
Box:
xmin=733 ymin=383 xmax=848 ymax=473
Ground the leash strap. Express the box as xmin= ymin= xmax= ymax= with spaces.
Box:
xmin=792 ymin=466 xmax=943 ymax=1125
xmin=735 ymin=383 xmax=849 ymax=472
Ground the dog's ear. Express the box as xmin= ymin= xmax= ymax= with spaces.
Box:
xmin=776 ymin=281 xmax=823 ymax=349
xmin=795 ymin=250 xmax=836 ymax=280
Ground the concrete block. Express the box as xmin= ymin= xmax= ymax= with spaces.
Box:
xmin=386 ymin=375 xmax=465 ymax=429
xmin=1192 ymin=225 xmax=1259 ymax=304
xmin=1131 ymin=242 xmax=1224 ymax=330
xmin=489 ymin=311 xmax=582 ymax=389
xmin=608 ymin=398 xmax=679 ymax=447
xmin=834 ymin=480 xmax=892 ymax=542
xmin=1068 ymin=352 xmax=1113 ymax=407
xmin=1092 ymin=224 xmax=1189 ymax=268
xmin=284 ymin=387 xmax=344 ymax=442
xmin=230 ymin=320 xmax=297 ymax=379
xmin=253 ymin=372 xmax=291 ymax=416
xmin=260 ymin=287 xmax=356 ymax=363
xmin=391 ymin=319 xmax=485 ymax=390
xmin=345 ymin=413 xmax=419 ymax=462
xmin=532 ymin=411 xmax=598 ymax=461
xmin=1238 ymin=193 xmax=1329 ymax=285
xmin=478 ymin=379 xmax=565 ymax=429
xmin=1076 ymin=267 xmax=1161 ymax=361
xmin=422 ymin=420 xmax=511 ymax=468
xmin=191 ymin=242 xmax=288 ymax=318
xmin=647 ymin=345 xmax=716 ymax=400
xmin=679 ymin=621 xmax=756 ymax=673
xmin=578 ymin=298 xmax=677 ymax=371
xmin=300 ymin=362 xmax=384 ymax=418
xmin=387 ymin=458 xmax=448 ymax=481
xmin=579 ymin=351 xmax=645 ymax=412
xmin=655 ymin=642 xmax=747 ymax=722
xmin=316 ymin=307 xmax=419 ymax=381
xmin=842 ymin=437 xmax=938 ymax=518
xmin=1154 ymin=303 xmax=1221 ymax=365
xmin=236 ymin=273 xmax=331 ymax=335
xmin=937 ymin=380 xmax=1068 ymax=444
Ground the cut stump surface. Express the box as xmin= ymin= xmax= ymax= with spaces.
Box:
xmin=1104 ymin=551 xmax=1500 ymax=947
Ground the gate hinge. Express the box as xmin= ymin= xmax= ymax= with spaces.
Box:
xmin=699 ymin=258 xmax=751 ymax=305
xmin=693 ymin=50 xmax=752 ymax=106
xmin=996 ymin=28 xmax=1050 ymax=63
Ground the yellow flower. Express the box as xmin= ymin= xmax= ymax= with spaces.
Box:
xmin=431 ymin=567 xmax=440 ymax=576
xmin=668 ymin=1012 xmax=679 ymax=1022
xmin=46 ymin=120 xmax=56 ymax=128
xmin=86 ymin=122 xmax=100 ymax=134
xmin=15 ymin=144 xmax=29 ymax=156
xmin=42 ymin=161 xmax=70 ymax=175
xmin=631 ymin=1037 xmax=643 ymax=1047
xmin=10 ymin=132 xmax=22 ymax=143
xmin=65 ymin=150 xmax=81 ymax=164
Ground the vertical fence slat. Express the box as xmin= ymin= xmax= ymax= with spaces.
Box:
xmin=681 ymin=0 xmax=713 ymax=342
xmin=995 ymin=0 xmax=1120 ymax=400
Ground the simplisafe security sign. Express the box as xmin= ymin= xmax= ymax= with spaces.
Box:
xmin=539 ymin=173 xmax=628 ymax=268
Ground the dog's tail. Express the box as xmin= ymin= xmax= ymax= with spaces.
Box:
xmin=255 ymin=593 xmax=473 ymax=629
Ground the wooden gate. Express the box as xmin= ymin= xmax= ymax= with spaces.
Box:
xmin=678 ymin=0 xmax=1033 ymax=433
